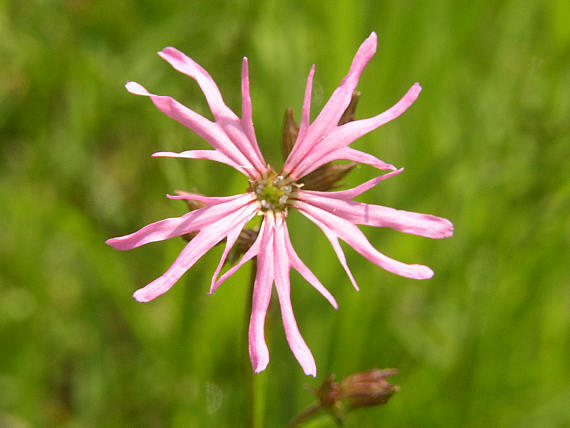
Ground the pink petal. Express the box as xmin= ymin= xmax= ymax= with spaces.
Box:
xmin=291 ymin=83 xmax=421 ymax=180
xmin=273 ymin=215 xmax=317 ymax=376
xmin=284 ymin=32 xmax=378 ymax=175
xmin=296 ymin=201 xmax=434 ymax=280
xmin=158 ymin=47 xmax=232 ymax=120
xmin=157 ymin=48 xmax=267 ymax=175
xmin=132 ymin=202 xmax=259 ymax=302
xmin=106 ymin=193 xmax=255 ymax=250
xmin=126 ymin=81 xmax=257 ymax=178
xmin=210 ymin=219 xmax=266 ymax=293
xmin=303 ymin=170 xmax=403 ymax=201
xmin=208 ymin=210 xmax=253 ymax=294
xmin=282 ymin=221 xmax=338 ymax=309
xmin=293 ymin=147 xmax=398 ymax=180
xmin=248 ymin=214 xmax=275 ymax=373
xmin=241 ymin=57 xmax=264 ymax=162
xmin=166 ymin=193 xmax=242 ymax=205
xmin=299 ymin=210 xmax=359 ymax=290
xmin=298 ymin=192 xmax=453 ymax=239
xmin=153 ymin=150 xmax=244 ymax=172
xmin=297 ymin=65 xmax=315 ymax=143
xmin=217 ymin=116 xmax=267 ymax=177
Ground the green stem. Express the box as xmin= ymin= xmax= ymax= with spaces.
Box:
xmin=244 ymin=259 xmax=257 ymax=428
xmin=287 ymin=403 xmax=323 ymax=427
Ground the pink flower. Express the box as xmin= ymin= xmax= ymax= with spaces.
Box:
xmin=107 ymin=32 xmax=453 ymax=376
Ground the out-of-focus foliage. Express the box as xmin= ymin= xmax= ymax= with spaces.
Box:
xmin=1 ymin=0 xmax=568 ymax=426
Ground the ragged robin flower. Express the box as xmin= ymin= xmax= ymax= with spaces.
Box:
xmin=106 ymin=32 xmax=453 ymax=376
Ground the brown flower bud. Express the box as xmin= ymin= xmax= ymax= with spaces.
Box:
xmin=297 ymin=162 xmax=357 ymax=191
xmin=282 ymin=108 xmax=299 ymax=159
xmin=290 ymin=368 xmax=399 ymax=427
xmin=339 ymin=368 xmax=399 ymax=409
xmin=314 ymin=375 xmax=341 ymax=408
xmin=338 ymin=91 xmax=361 ymax=126
xmin=227 ymin=227 xmax=259 ymax=265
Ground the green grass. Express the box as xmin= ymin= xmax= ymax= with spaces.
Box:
xmin=1 ymin=0 xmax=568 ymax=426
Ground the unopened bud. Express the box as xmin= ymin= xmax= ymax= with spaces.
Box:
xmin=227 ymin=227 xmax=259 ymax=265
xmin=339 ymin=368 xmax=399 ymax=409
xmin=338 ymin=91 xmax=361 ymax=126
xmin=314 ymin=375 xmax=341 ymax=408
xmin=289 ymin=368 xmax=399 ymax=427
xmin=282 ymin=108 xmax=299 ymax=159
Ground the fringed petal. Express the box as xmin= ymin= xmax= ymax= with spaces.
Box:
xmin=208 ymin=204 xmax=259 ymax=293
xmin=273 ymin=215 xmax=317 ymax=377
xmin=241 ymin=57 xmax=264 ymax=162
xmin=153 ymin=149 xmax=244 ymax=171
xmin=296 ymin=201 xmax=434 ymax=280
xmin=106 ymin=194 xmax=255 ymax=250
xmin=210 ymin=218 xmax=267 ymax=293
xmin=297 ymin=65 xmax=315 ymax=143
xmin=132 ymin=202 xmax=259 ymax=302
xmin=291 ymin=83 xmax=421 ymax=180
xmin=298 ymin=192 xmax=454 ymax=239
xmin=165 ymin=193 xmax=243 ymax=205
xmin=284 ymin=32 xmax=378 ymax=176
xmin=248 ymin=214 xmax=275 ymax=373
xmin=302 ymin=170 xmax=403 ymax=201
xmin=294 ymin=147 xmax=398 ymax=180
xmin=157 ymin=48 xmax=267 ymax=175
xmin=298 ymin=210 xmax=359 ymax=290
xmin=125 ymin=81 xmax=257 ymax=178
xmin=282 ymin=221 xmax=338 ymax=309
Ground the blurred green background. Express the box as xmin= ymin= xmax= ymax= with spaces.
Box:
xmin=1 ymin=0 xmax=569 ymax=426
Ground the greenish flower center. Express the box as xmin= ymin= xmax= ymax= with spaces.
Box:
xmin=252 ymin=171 xmax=299 ymax=212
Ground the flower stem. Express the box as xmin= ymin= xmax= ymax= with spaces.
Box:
xmin=244 ymin=258 xmax=257 ymax=428
xmin=287 ymin=403 xmax=323 ymax=427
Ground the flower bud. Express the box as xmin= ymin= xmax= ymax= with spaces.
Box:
xmin=338 ymin=91 xmax=361 ymax=125
xmin=227 ymin=227 xmax=259 ymax=265
xmin=297 ymin=162 xmax=357 ymax=191
xmin=339 ymin=368 xmax=399 ymax=409
xmin=282 ymin=108 xmax=299 ymax=159
xmin=289 ymin=368 xmax=399 ymax=426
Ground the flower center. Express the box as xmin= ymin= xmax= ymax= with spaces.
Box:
xmin=252 ymin=171 xmax=299 ymax=212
